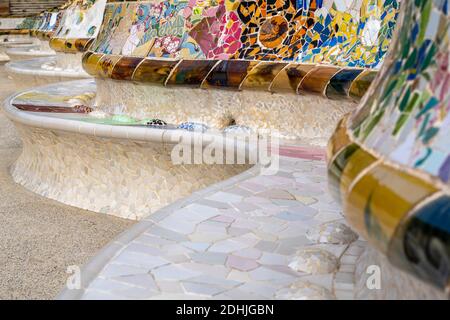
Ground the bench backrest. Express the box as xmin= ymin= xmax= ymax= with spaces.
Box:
xmin=81 ymin=0 xmax=401 ymax=100
xmin=33 ymin=11 xmax=63 ymax=39
xmin=49 ymin=0 xmax=107 ymax=53
xmin=0 ymin=16 xmax=38 ymax=35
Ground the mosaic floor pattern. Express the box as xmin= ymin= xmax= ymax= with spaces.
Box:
xmin=60 ymin=151 xmax=365 ymax=300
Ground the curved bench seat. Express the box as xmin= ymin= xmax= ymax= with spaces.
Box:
xmin=0 ymin=16 xmax=37 ymax=36
xmin=0 ymin=39 xmax=39 ymax=64
xmin=5 ymin=11 xmax=64 ymax=61
xmin=7 ymin=0 xmax=447 ymax=300
xmin=5 ymin=56 xmax=90 ymax=89
xmin=0 ymin=12 xmax=60 ymax=58
xmin=3 ymin=79 xmax=251 ymax=220
xmin=6 ymin=0 xmax=401 ymax=257
xmin=31 ymin=11 xmax=62 ymax=40
xmin=91 ymin=60 xmax=361 ymax=141
xmin=0 ymin=36 xmax=37 ymax=48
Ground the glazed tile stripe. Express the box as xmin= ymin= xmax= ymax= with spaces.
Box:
xmin=327 ymin=114 xmax=450 ymax=291
xmin=49 ymin=38 xmax=95 ymax=53
xmin=0 ymin=29 xmax=30 ymax=36
xmin=327 ymin=0 xmax=450 ymax=292
xmin=46 ymin=0 xmax=107 ymax=53
xmin=82 ymin=51 xmax=371 ymax=99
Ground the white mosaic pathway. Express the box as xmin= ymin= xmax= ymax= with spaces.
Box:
xmin=59 ymin=151 xmax=363 ymax=300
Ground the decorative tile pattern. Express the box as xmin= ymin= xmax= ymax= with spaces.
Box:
xmin=11 ymin=122 xmax=247 ymax=220
xmin=49 ymin=0 xmax=107 ymax=53
xmin=91 ymin=0 xmax=400 ymax=66
xmin=0 ymin=17 xmax=26 ymax=30
xmin=32 ymin=11 xmax=62 ymax=40
xmin=0 ymin=16 xmax=38 ymax=35
xmin=4 ymin=80 xmax=249 ymax=220
xmin=81 ymin=0 xmax=402 ymax=98
xmin=328 ymin=0 xmax=450 ymax=291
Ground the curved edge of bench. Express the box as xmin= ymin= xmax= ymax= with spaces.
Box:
xmin=5 ymin=57 xmax=90 ymax=78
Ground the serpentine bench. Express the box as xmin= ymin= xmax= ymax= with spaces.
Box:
xmin=6 ymin=10 xmax=63 ymax=61
xmin=0 ymin=16 xmax=40 ymax=63
xmin=5 ymin=0 xmax=107 ymax=88
xmin=6 ymin=0 xmax=446 ymax=300
xmin=58 ymin=0 xmax=450 ymax=300
xmin=79 ymin=0 xmax=400 ymax=141
xmin=55 ymin=0 xmax=450 ymax=300
xmin=3 ymin=0 xmax=400 ymax=217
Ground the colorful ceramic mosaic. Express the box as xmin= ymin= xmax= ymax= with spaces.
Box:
xmin=17 ymin=16 xmax=41 ymax=30
xmin=0 ymin=18 xmax=26 ymax=30
xmin=33 ymin=11 xmax=63 ymax=39
xmin=0 ymin=17 xmax=32 ymax=35
xmin=90 ymin=0 xmax=400 ymax=66
xmin=81 ymin=0 xmax=402 ymax=100
xmin=49 ymin=0 xmax=107 ymax=53
xmin=328 ymin=0 xmax=450 ymax=291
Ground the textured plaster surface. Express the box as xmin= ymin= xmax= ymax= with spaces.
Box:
xmin=95 ymin=79 xmax=356 ymax=145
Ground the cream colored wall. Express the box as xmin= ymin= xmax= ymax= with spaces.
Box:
xmin=95 ymin=79 xmax=356 ymax=146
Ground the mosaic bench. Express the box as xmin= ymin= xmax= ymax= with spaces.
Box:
xmin=6 ymin=10 xmax=63 ymax=61
xmin=328 ymin=0 xmax=450 ymax=293
xmin=4 ymin=0 xmax=107 ymax=89
xmin=79 ymin=0 xmax=400 ymax=142
xmin=57 ymin=0 xmax=450 ymax=300
xmin=0 ymin=16 xmax=40 ymax=63
xmin=2 ymin=0 xmax=401 ymax=219
xmin=5 ymin=0 xmax=449 ymax=299
xmin=0 ymin=16 xmax=37 ymax=36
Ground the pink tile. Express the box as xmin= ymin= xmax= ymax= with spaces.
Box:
xmin=226 ymin=255 xmax=259 ymax=272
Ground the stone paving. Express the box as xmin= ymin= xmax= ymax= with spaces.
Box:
xmin=61 ymin=148 xmax=362 ymax=300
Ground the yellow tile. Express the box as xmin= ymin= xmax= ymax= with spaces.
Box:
xmin=326 ymin=114 xmax=351 ymax=162
xmin=82 ymin=52 xmax=103 ymax=77
xmin=345 ymin=164 xmax=438 ymax=252
xmin=340 ymin=148 xmax=377 ymax=200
